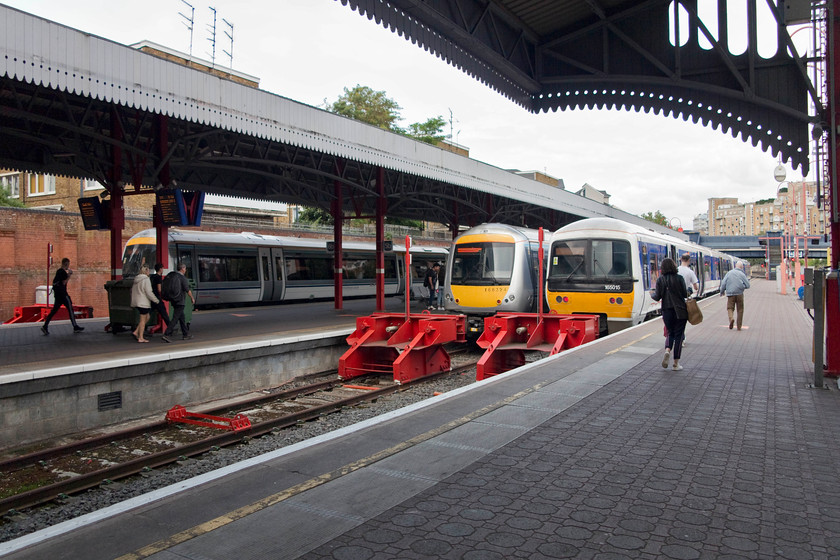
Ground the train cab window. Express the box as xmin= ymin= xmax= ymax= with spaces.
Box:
xmin=451 ymin=242 xmax=514 ymax=285
xmin=593 ymin=240 xmax=631 ymax=277
xmin=122 ymin=242 xmax=155 ymax=277
xmin=548 ymin=239 xmax=631 ymax=280
xmin=549 ymin=240 xmax=586 ymax=278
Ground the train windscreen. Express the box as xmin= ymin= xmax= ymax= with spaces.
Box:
xmin=122 ymin=242 xmax=156 ymax=277
xmin=548 ymin=239 xmax=632 ymax=289
xmin=451 ymin=242 xmax=514 ymax=285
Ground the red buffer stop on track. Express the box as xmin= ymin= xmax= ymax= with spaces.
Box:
xmin=339 ymin=311 xmax=466 ymax=384
xmin=475 ymin=313 xmax=599 ymax=380
xmin=165 ymin=405 xmax=252 ymax=432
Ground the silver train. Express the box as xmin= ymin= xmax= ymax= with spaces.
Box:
xmin=442 ymin=223 xmax=546 ymax=337
xmin=123 ymin=228 xmax=448 ymax=307
xmin=546 ymin=217 xmax=738 ymax=335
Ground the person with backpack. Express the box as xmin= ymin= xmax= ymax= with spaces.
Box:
xmin=161 ymin=262 xmax=195 ymax=343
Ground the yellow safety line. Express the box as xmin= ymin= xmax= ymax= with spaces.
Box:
xmin=605 ymin=333 xmax=653 ymax=355
xmin=116 ymin=382 xmax=550 ymax=560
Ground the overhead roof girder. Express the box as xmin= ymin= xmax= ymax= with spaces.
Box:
xmin=344 ymin=0 xmax=815 ymax=173
xmin=0 ymin=76 xmax=568 ymax=230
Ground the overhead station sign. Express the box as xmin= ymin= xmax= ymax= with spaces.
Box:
xmin=77 ymin=197 xmax=106 ymax=230
xmin=156 ymin=189 xmax=204 ymax=226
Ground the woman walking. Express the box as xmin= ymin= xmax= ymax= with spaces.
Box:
xmin=650 ymin=258 xmax=689 ymax=371
xmin=130 ymin=264 xmax=159 ymax=343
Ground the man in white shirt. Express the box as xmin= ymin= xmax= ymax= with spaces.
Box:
xmin=672 ymin=253 xmax=700 ymax=346
xmin=678 ymin=253 xmax=700 ymax=297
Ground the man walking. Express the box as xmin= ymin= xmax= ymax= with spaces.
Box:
xmin=161 ymin=262 xmax=195 ymax=342
xmin=720 ymin=261 xmax=751 ymax=330
xmin=149 ymin=263 xmax=171 ymax=332
xmin=41 ymin=257 xmax=84 ymax=335
xmin=677 ymin=254 xmax=700 ymax=297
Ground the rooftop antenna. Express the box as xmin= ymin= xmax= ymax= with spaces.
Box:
xmin=178 ymin=0 xmax=195 ymax=58
xmin=207 ymin=6 xmax=217 ymax=67
xmin=222 ymin=18 xmax=234 ymax=68
xmin=447 ymin=108 xmax=460 ymax=144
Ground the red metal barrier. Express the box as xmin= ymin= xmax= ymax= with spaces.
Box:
xmin=4 ymin=303 xmax=93 ymax=324
xmin=165 ymin=405 xmax=252 ymax=432
xmin=475 ymin=313 xmax=599 ymax=380
xmin=339 ymin=311 xmax=466 ymax=384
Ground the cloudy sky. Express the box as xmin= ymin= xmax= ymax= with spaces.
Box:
xmin=4 ymin=0 xmax=816 ymax=229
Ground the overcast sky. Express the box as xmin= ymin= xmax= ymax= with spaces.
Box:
xmin=4 ymin=0 xmax=816 ymax=229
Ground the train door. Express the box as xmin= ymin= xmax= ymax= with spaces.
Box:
xmin=174 ymin=245 xmax=195 ymax=279
xmin=259 ymin=247 xmax=284 ymax=301
xmin=697 ymin=252 xmax=706 ymax=295
xmin=259 ymin=247 xmax=275 ymax=301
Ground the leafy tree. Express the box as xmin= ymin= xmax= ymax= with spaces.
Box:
xmin=406 ymin=117 xmax=447 ymax=145
xmin=326 ymin=85 xmax=445 ymax=145
xmin=641 ymin=210 xmax=669 ymax=227
xmin=296 ymin=206 xmax=333 ymax=225
xmin=0 ymin=185 xmax=25 ymax=208
xmin=328 ymin=85 xmax=402 ymax=131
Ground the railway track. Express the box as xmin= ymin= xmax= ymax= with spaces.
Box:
xmin=0 ymin=363 xmax=478 ymax=516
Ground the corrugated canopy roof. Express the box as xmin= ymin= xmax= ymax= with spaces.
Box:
xmin=341 ymin=0 xmax=818 ymax=174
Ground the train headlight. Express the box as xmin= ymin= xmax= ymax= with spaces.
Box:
xmin=509 ymin=294 xmax=515 ymax=301
xmin=616 ymin=297 xmax=623 ymax=304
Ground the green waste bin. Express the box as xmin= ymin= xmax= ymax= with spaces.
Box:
xmin=104 ymin=278 xmax=158 ymax=334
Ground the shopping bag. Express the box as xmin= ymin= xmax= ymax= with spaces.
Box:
xmin=686 ymin=298 xmax=703 ymax=325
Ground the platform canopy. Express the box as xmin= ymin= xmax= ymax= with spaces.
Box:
xmin=0 ymin=4 xmax=686 ymax=234
xmin=341 ymin=0 xmax=818 ymax=174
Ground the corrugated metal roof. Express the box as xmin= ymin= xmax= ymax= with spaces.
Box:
xmin=342 ymin=0 xmax=816 ymax=174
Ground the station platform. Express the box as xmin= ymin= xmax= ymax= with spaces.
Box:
xmin=3 ymin=279 xmax=840 ymax=559
xmin=0 ymin=296 xmax=416 ymax=376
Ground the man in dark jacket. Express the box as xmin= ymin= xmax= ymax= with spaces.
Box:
xmin=41 ymin=257 xmax=84 ymax=335
xmin=149 ymin=263 xmax=171 ymax=331
xmin=161 ymin=263 xmax=195 ymax=342
xmin=423 ymin=262 xmax=439 ymax=310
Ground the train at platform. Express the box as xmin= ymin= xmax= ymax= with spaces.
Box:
xmin=546 ymin=217 xmax=736 ymax=335
xmin=442 ymin=223 xmax=546 ymax=337
xmin=441 ymin=218 xmax=737 ymax=339
xmin=122 ymin=229 xmax=448 ymax=308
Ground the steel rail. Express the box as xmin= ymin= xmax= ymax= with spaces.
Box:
xmin=0 ymin=365 xmax=475 ymax=514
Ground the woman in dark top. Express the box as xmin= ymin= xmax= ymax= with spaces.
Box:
xmin=650 ymin=258 xmax=688 ymax=371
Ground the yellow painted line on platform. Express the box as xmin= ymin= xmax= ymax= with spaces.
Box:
xmin=115 ymin=381 xmax=551 ymax=560
xmin=605 ymin=333 xmax=653 ymax=355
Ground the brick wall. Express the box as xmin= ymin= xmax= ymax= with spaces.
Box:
xmin=0 ymin=207 xmax=154 ymax=322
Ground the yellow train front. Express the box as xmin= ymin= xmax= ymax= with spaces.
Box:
xmin=546 ymin=217 xmax=736 ymax=336
xmin=443 ymin=223 xmax=542 ymax=338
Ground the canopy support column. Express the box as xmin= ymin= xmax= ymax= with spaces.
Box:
xmin=375 ymin=166 xmax=386 ymax=312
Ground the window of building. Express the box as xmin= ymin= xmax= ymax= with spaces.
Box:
xmin=0 ymin=173 xmax=21 ymax=198
xmin=83 ymin=178 xmax=105 ymax=191
xmin=27 ymin=174 xmax=56 ymax=196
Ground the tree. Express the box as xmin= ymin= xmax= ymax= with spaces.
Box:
xmin=406 ymin=117 xmax=447 ymax=145
xmin=296 ymin=206 xmax=333 ymax=225
xmin=328 ymin=85 xmax=402 ymax=131
xmin=641 ymin=210 xmax=669 ymax=227
xmin=0 ymin=185 xmax=25 ymax=208
xmin=326 ymin=85 xmax=445 ymax=145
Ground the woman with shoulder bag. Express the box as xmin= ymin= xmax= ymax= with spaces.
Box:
xmin=649 ymin=258 xmax=689 ymax=371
